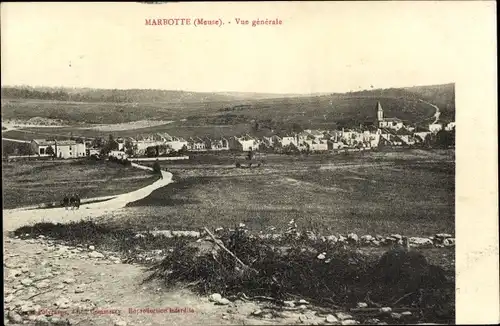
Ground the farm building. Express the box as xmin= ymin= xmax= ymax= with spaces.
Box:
xmin=204 ymin=137 xmax=230 ymax=151
xmin=229 ymin=135 xmax=258 ymax=151
xmin=187 ymin=137 xmax=206 ymax=151
xmin=31 ymin=139 xmax=86 ymax=159
xmin=429 ymin=123 xmax=443 ymax=133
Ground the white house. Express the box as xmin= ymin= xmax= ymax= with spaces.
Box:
xmin=445 ymin=122 xmax=456 ymax=131
xmin=187 ymin=137 xmax=206 ymax=151
xmin=429 ymin=123 xmax=443 ymax=133
xmin=229 ymin=135 xmax=258 ymax=151
xmin=109 ymin=150 xmax=128 ymax=160
xmin=204 ymin=137 xmax=230 ymax=151
xmin=31 ymin=139 xmax=86 ymax=159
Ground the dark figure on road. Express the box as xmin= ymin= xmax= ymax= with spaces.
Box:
xmin=74 ymin=193 xmax=81 ymax=210
xmin=69 ymin=195 xmax=75 ymax=210
xmin=63 ymin=195 xmax=70 ymax=210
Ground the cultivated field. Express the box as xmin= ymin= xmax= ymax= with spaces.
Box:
xmin=2 ymin=159 xmax=157 ymax=209
xmin=114 ymin=149 xmax=454 ymax=237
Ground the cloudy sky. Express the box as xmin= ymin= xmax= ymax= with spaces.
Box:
xmin=1 ymin=1 xmax=495 ymax=93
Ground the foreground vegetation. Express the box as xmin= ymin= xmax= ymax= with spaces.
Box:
xmin=12 ymin=220 xmax=455 ymax=325
xmin=2 ymin=159 xmax=157 ymax=209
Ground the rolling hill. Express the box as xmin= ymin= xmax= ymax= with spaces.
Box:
xmin=1 ymin=84 xmax=454 ymax=129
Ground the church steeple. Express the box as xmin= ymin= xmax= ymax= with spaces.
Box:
xmin=377 ymin=101 xmax=384 ymax=121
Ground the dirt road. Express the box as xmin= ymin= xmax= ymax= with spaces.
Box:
xmin=3 ymin=166 xmax=172 ymax=233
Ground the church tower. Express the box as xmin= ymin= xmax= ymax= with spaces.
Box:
xmin=377 ymin=101 xmax=384 ymax=121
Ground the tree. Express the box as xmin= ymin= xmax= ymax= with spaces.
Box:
xmin=152 ymin=160 xmax=162 ymax=175
xmin=107 ymin=134 xmax=119 ymax=151
xmin=46 ymin=145 xmax=55 ymax=157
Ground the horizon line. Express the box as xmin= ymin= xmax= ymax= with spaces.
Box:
xmin=0 ymin=82 xmax=456 ymax=96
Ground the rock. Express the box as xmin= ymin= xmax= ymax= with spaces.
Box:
xmin=62 ymin=278 xmax=76 ymax=284
xmin=443 ymin=238 xmax=455 ymax=246
xmin=88 ymin=251 xmax=105 ymax=258
xmin=326 ymin=235 xmax=338 ymax=243
xmin=7 ymin=311 xmax=23 ymax=324
xmin=54 ymin=284 xmax=65 ymax=290
xmin=21 ymin=278 xmax=33 ymax=286
xmin=299 ymin=315 xmax=309 ymax=323
xmin=283 ymin=301 xmax=295 ymax=308
xmin=371 ymin=240 xmax=381 ymax=246
xmin=35 ymin=281 xmax=50 ymax=289
xmin=435 ymin=233 xmax=452 ymax=239
xmin=216 ymin=298 xmax=230 ymax=305
xmin=21 ymin=267 xmax=29 ymax=273
xmin=251 ymin=309 xmax=263 ymax=316
xmin=365 ymin=318 xmax=380 ymax=324
xmin=88 ymin=245 xmax=95 ymax=251
xmin=357 ymin=302 xmax=368 ymax=308
xmin=360 ymin=235 xmax=374 ymax=243
xmin=336 ymin=312 xmax=353 ymax=320
xmin=326 ymin=314 xmax=338 ymax=323
xmin=341 ymin=320 xmax=359 ymax=325
xmin=114 ymin=321 xmax=127 ymax=326
xmin=401 ymin=311 xmax=412 ymax=317
xmin=54 ymin=297 xmax=71 ymax=309
xmin=409 ymin=237 xmax=434 ymax=247
xmin=75 ymin=287 xmax=84 ymax=294
xmin=390 ymin=312 xmax=402 ymax=320
xmin=5 ymin=294 xmax=14 ymax=303
xmin=317 ymin=253 xmax=326 ymax=260
xmin=347 ymin=233 xmax=359 ymax=242
xmin=338 ymin=235 xmax=347 ymax=242
xmin=21 ymin=303 xmax=41 ymax=314
xmin=10 ymin=269 xmax=23 ymax=277
xmin=209 ymin=293 xmax=222 ymax=302
xmin=298 ymin=299 xmax=309 ymax=304
xmin=379 ymin=307 xmax=392 ymax=314
xmin=34 ymin=315 xmax=50 ymax=325
xmin=390 ymin=234 xmax=402 ymax=240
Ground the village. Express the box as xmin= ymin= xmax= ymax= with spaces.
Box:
xmin=26 ymin=102 xmax=456 ymax=161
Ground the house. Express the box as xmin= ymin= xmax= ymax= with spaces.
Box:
xmin=327 ymin=140 xmax=345 ymax=150
xmin=131 ymin=134 xmax=165 ymax=155
xmin=429 ymin=123 xmax=443 ymax=133
xmin=275 ymin=132 xmax=297 ymax=147
xmin=187 ymin=137 xmax=206 ymax=151
xmin=205 ymin=137 xmax=230 ymax=151
xmin=303 ymin=129 xmax=325 ymax=141
xmin=309 ymin=139 xmax=328 ymax=151
xmin=395 ymin=128 xmax=417 ymax=145
xmin=445 ymin=122 xmax=456 ymax=131
xmin=109 ymin=150 xmax=128 ymax=160
xmin=31 ymin=139 xmax=86 ymax=159
xmin=376 ymin=101 xmax=404 ymax=130
xmin=229 ymin=135 xmax=258 ymax=152
xmin=379 ymin=129 xmax=403 ymax=146
xmin=156 ymin=133 xmax=188 ymax=151
xmin=116 ymin=138 xmax=125 ymax=151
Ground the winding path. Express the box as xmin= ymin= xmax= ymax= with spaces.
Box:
xmin=2 ymin=163 xmax=173 ymax=232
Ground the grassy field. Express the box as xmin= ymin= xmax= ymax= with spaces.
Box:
xmin=114 ymin=150 xmax=454 ymax=237
xmin=2 ymin=159 xmax=158 ymax=209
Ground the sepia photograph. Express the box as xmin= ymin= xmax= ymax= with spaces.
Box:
xmin=1 ymin=2 xmax=497 ymax=326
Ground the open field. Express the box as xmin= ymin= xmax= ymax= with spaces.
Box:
xmin=2 ymin=159 xmax=157 ymax=209
xmin=109 ymin=150 xmax=455 ymax=237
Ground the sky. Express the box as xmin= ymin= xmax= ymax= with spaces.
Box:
xmin=0 ymin=1 xmax=496 ymax=94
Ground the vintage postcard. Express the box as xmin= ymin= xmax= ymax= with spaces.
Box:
xmin=2 ymin=2 xmax=498 ymax=325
